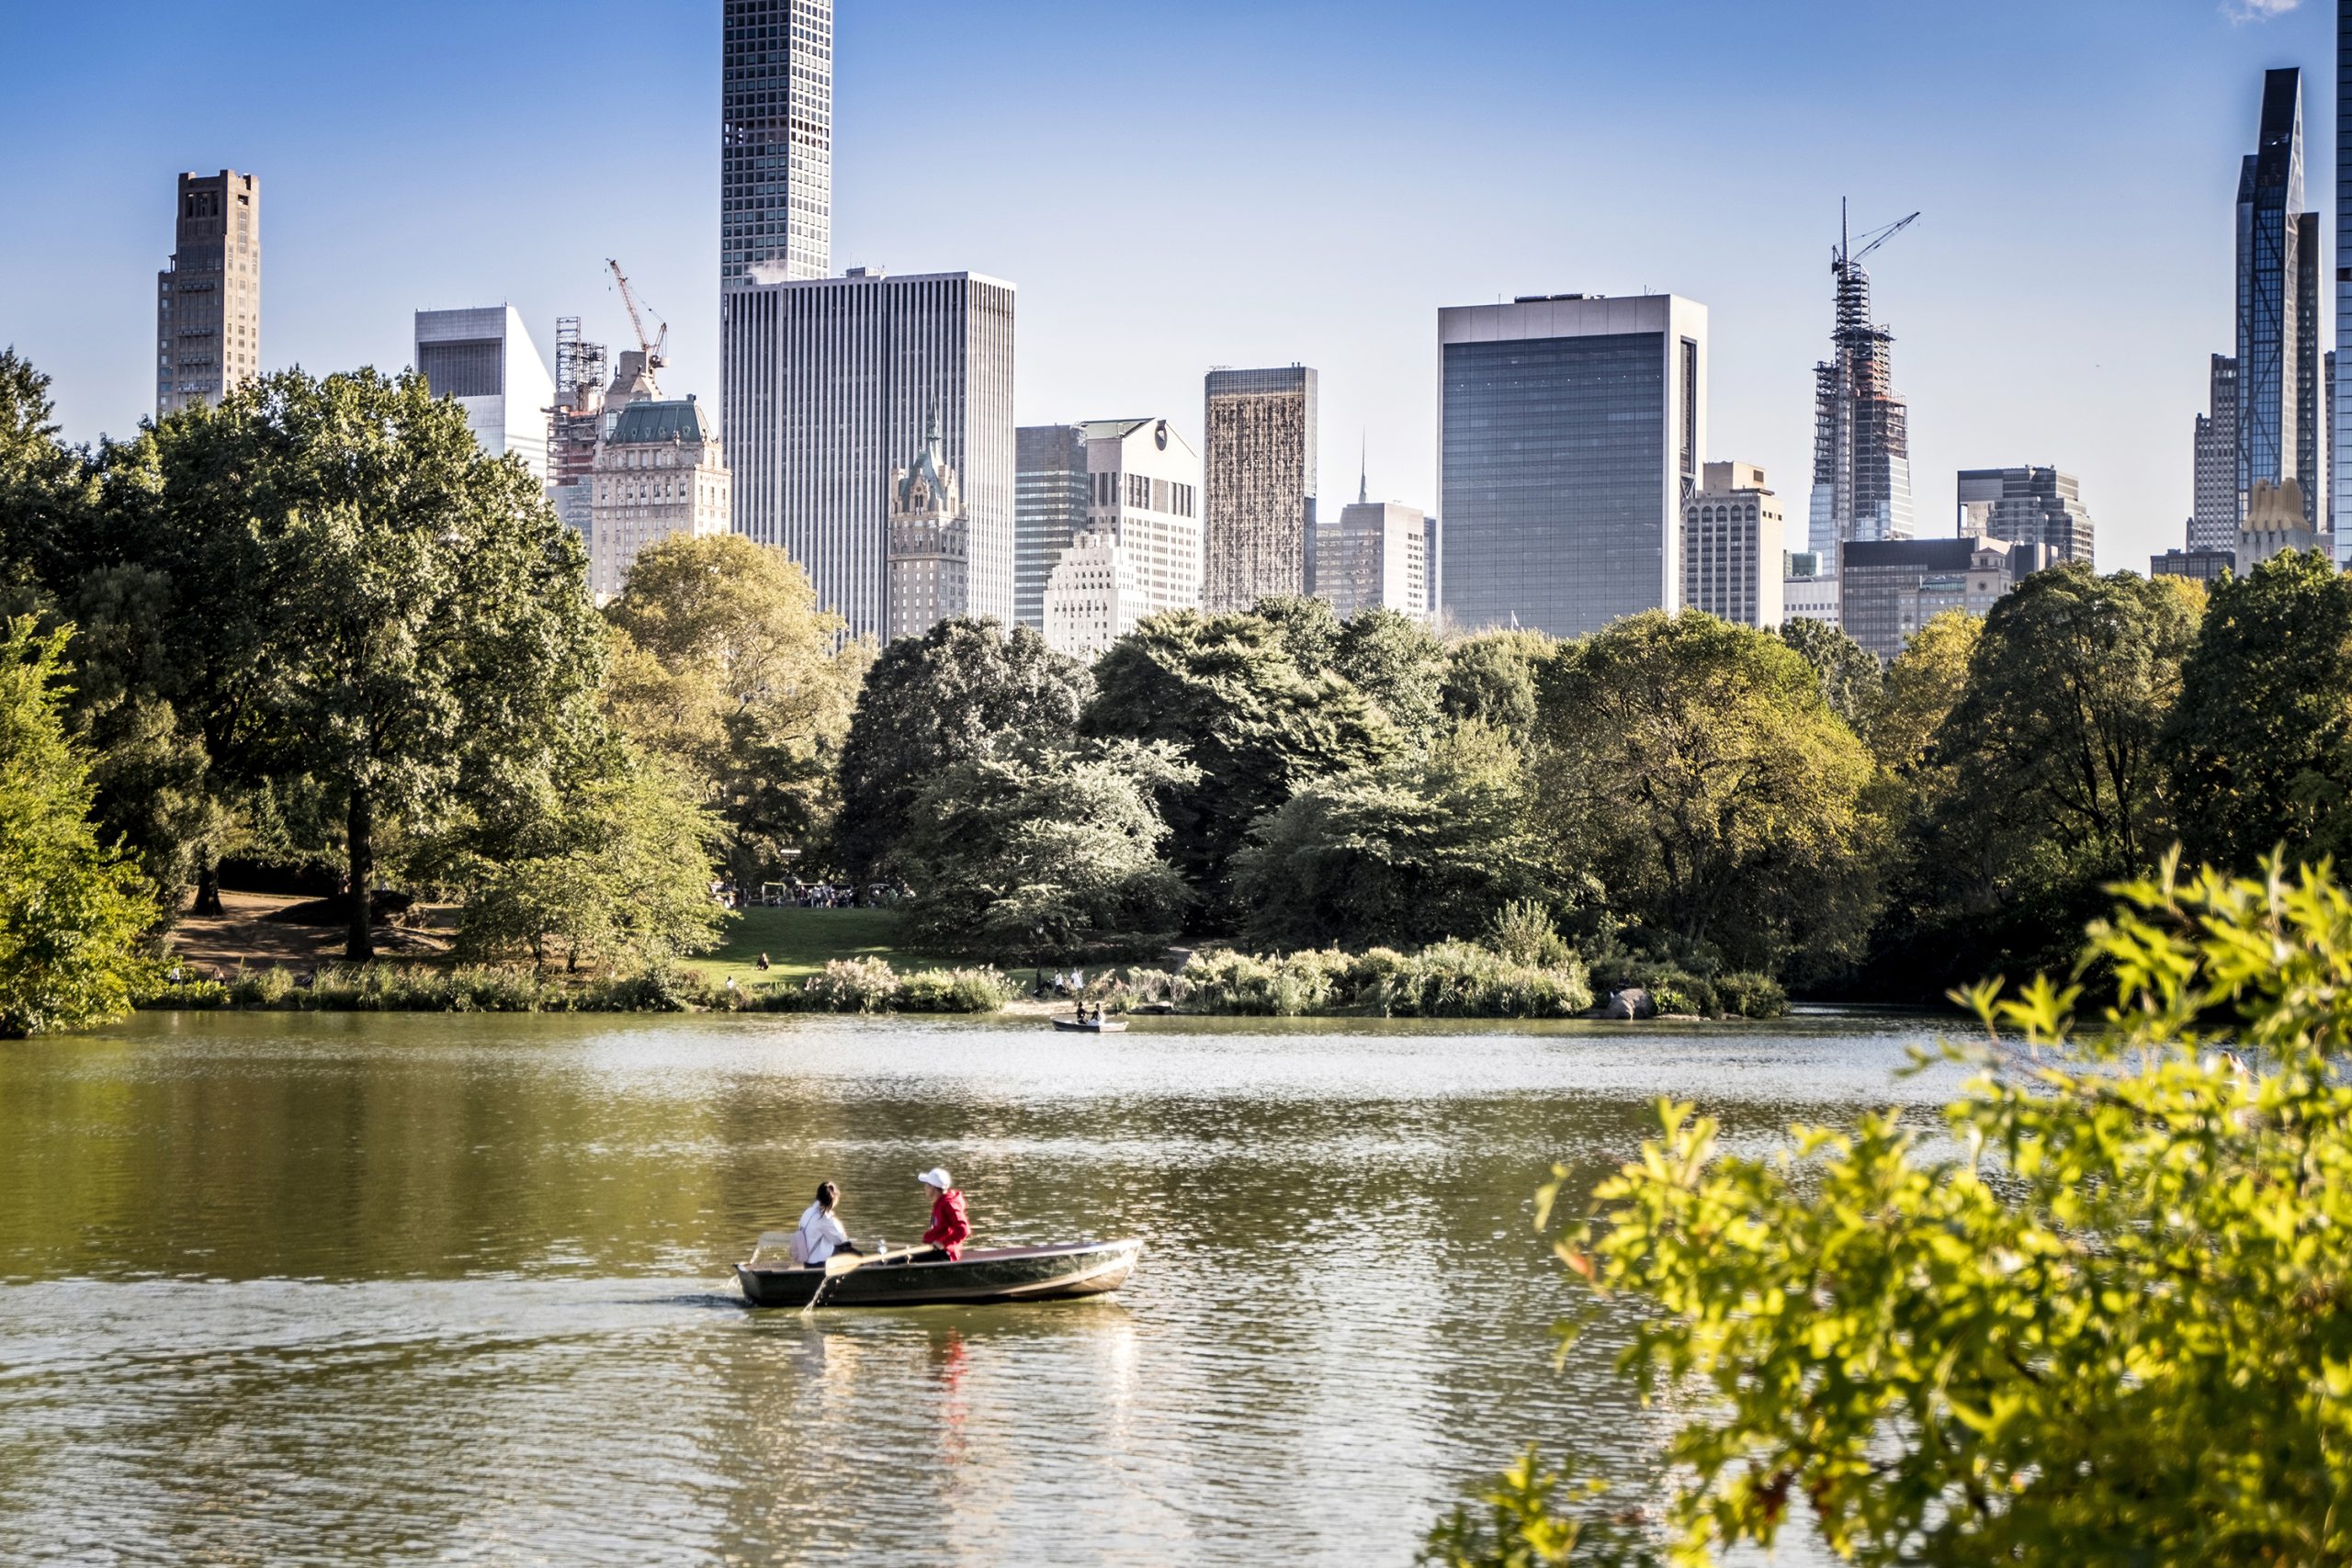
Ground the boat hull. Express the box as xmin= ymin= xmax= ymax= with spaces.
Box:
xmin=734 ymin=1237 xmax=1142 ymax=1309
xmin=1051 ymin=1018 xmax=1129 ymax=1032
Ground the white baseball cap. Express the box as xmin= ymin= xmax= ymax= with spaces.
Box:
xmin=917 ymin=1168 xmax=952 ymax=1190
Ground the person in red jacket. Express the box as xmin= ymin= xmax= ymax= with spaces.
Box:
xmin=917 ymin=1168 xmax=970 ymax=1261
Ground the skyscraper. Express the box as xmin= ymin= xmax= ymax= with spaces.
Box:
xmin=1807 ymin=217 xmax=1915 ymax=559
xmin=2237 ymin=67 xmax=2323 ymax=533
xmin=886 ymin=412 xmax=971 ymax=644
xmin=2338 ymin=2 xmax=2352 ymax=561
xmin=1438 ymin=293 xmax=1706 ymax=637
xmin=1318 ymin=467 xmax=1429 ymax=621
xmin=1955 ymin=467 xmax=2096 ymax=565
xmin=155 ymin=170 xmax=260 ymax=419
xmin=2190 ymin=355 xmax=2241 ymax=553
xmin=413 ymin=307 xmax=556 ymax=483
xmin=721 ymin=0 xmax=831 ymax=288
xmin=1080 ymin=416 xmax=1203 ymax=623
xmin=1682 ymin=461 xmax=1784 ymax=628
xmin=722 ymin=270 xmax=1016 ymax=639
xmin=1203 ymin=367 xmax=1317 ymax=610
xmin=1015 ymin=424 xmax=1089 ymax=629
xmin=589 ymin=396 xmax=731 ymax=601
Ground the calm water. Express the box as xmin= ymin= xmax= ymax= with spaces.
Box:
xmin=0 ymin=1010 xmax=1959 ymax=1565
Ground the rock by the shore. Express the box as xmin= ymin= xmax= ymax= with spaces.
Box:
xmin=1602 ymin=987 xmax=1656 ymax=1020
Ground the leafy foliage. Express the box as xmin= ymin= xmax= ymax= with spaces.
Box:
xmin=0 ymin=618 xmax=161 ymax=1036
xmin=1536 ymin=612 xmax=1881 ymax=975
xmin=2161 ymin=548 xmax=2352 ymax=870
xmin=832 ymin=617 xmax=1091 ymax=880
xmin=1441 ymin=630 xmax=1555 ymax=740
xmin=600 ymin=531 xmax=864 ymax=883
xmin=1083 ymin=608 xmax=1396 ymax=917
xmin=893 ymin=739 xmax=1198 ymax=962
xmin=1333 ymin=605 xmax=1448 ymax=739
xmin=1775 ymin=616 xmax=1881 ymax=731
xmin=1447 ymin=853 xmax=2352 ymax=1566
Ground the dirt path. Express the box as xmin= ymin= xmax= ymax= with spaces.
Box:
xmin=165 ymin=891 xmax=454 ymax=977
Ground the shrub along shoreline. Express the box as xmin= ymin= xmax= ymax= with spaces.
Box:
xmin=133 ymin=942 xmax=1787 ymax=1021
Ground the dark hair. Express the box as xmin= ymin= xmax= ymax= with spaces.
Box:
xmin=815 ymin=1181 xmax=839 ymax=1210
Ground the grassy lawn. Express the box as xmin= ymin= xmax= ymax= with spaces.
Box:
xmin=692 ymin=906 xmax=968 ymax=987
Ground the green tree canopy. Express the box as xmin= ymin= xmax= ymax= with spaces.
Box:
xmin=0 ymin=348 xmax=93 ymax=594
xmin=601 ymin=531 xmax=864 ymax=883
xmin=1333 ymin=606 xmax=1448 ymax=740
xmin=1441 ymin=629 xmax=1555 ymax=740
xmin=1535 ymin=610 xmax=1880 ymax=974
xmin=2162 ymin=548 xmax=2352 ymax=870
xmin=1870 ymin=608 xmax=1982 ymax=778
xmin=225 ymin=368 xmax=606 ymax=959
xmin=1437 ymin=853 xmax=2352 ymax=1567
xmin=1250 ymin=593 xmax=1342 ymax=676
xmin=832 ymin=617 xmax=1091 ymax=881
xmin=1233 ymin=720 xmax=1559 ymax=952
xmin=1082 ymin=608 xmax=1396 ymax=920
xmin=0 ymin=618 xmax=160 ymax=1037
xmin=1776 ymin=615 xmax=1882 ymax=732
xmin=894 ymin=739 xmax=1196 ymax=963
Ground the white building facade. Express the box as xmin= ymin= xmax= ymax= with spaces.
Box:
xmin=1043 ymin=529 xmax=1142 ymax=660
xmin=1083 ymin=417 xmax=1203 ymax=624
xmin=589 ymin=397 xmax=731 ymax=601
xmin=721 ymin=268 xmax=1016 ymax=640
xmin=414 ymin=306 xmax=555 ymax=483
xmin=1318 ymin=496 xmax=1430 ymax=620
xmin=1682 ymin=461 xmax=1784 ymax=628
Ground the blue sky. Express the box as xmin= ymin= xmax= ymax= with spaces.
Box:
xmin=0 ymin=0 xmax=2335 ymax=570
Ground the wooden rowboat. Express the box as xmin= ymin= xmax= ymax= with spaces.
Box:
xmin=734 ymin=1237 xmax=1144 ymax=1310
xmin=1052 ymin=1015 xmax=1129 ymax=1032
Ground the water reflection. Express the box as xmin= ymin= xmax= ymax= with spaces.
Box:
xmin=0 ymin=1010 xmax=1957 ymax=1564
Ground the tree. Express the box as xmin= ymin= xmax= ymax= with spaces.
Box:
xmin=2162 ymin=548 xmax=2352 ymax=870
xmin=455 ymin=749 xmax=727 ymax=972
xmin=1233 ymin=721 xmax=1559 ymax=951
xmin=1250 ymin=593 xmax=1341 ymax=676
xmin=232 ymin=369 xmax=606 ymax=959
xmin=832 ymin=617 xmax=1091 ymax=881
xmin=894 ymin=739 xmax=1196 ymax=963
xmin=1776 ymin=616 xmax=1881 ymax=733
xmin=1334 ymin=606 xmax=1448 ymax=740
xmin=1083 ymin=608 xmax=1396 ymax=920
xmin=1535 ymin=611 xmax=1880 ymax=974
xmin=1441 ymin=630 xmax=1555 ymax=740
xmin=1882 ymin=566 xmax=2199 ymax=992
xmin=1439 ymin=854 xmax=2352 ymax=1566
xmin=1870 ymin=608 xmax=1982 ymax=778
xmin=0 ymin=618 xmax=160 ymax=1037
xmin=0 ymin=349 xmax=92 ymax=595
xmin=601 ymin=532 xmax=864 ymax=884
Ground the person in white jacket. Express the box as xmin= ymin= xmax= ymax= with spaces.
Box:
xmin=791 ymin=1181 xmax=856 ymax=1267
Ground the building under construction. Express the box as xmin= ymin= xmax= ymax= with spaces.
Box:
xmin=546 ymin=316 xmax=609 ymax=544
xmin=1808 ymin=208 xmax=1917 ymax=561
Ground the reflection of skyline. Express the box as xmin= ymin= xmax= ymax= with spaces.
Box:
xmin=1 ymin=1012 xmax=1932 ymax=1563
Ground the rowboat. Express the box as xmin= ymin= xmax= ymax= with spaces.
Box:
xmin=734 ymin=1237 xmax=1144 ymax=1309
xmin=1052 ymin=1015 xmax=1129 ymax=1032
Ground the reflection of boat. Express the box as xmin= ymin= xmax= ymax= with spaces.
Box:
xmin=1052 ymin=1015 xmax=1129 ymax=1032
xmin=734 ymin=1238 xmax=1144 ymax=1309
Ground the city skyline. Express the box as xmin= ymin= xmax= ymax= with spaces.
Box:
xmin=1 ymin=0 xmax=2339 ymax=577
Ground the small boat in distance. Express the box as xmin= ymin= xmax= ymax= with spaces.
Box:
xmin=1052 ymin=1015 xmax=1129 ymax=1032
xmin=735 ymin=1238 xmax=1143 ymax=1309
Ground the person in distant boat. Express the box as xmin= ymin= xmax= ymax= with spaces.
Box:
xmin=792 ymin=1181 xmax=857 ymax=1268
xmin=917 ymin=1168 xmax=971 ymax=1261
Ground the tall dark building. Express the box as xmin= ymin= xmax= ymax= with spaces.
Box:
xmin=1015 ymin=424 xmax=1089 ymax=629
xmin=2236 ymin=67 xmax=2322 ymax=532
xmin=720 ymin=0 xmax=831 ymax=288
xmin=2190 ymin=355 xmax=2241 ymax=554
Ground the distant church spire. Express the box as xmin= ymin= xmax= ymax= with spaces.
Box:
xmin=1358 ymin=432 xmax=1368 ymax=505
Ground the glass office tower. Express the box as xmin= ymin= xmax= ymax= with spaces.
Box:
xmin=1015 ymin=424 xmax=1089 ymax=629
xmin=721 ymin=0 xmax=831 ymax=288
xmin=1437 ymin=293 xmax=1706 ymax=637
xmin=2237 ymin=66 xmax=2322 ymax=531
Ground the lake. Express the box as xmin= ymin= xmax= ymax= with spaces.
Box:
xmin=0 ymin=1010 xmax=1962 ymax=1565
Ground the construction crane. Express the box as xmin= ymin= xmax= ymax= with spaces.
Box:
xmin=1835 ymin=201 xmax=1921 ymax=274
xmin=605 ymin=258 xmax=667 ymax=397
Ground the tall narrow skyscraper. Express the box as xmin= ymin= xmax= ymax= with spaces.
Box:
xmin=2336 ymin=6 xmax=2352 ymax=559
xmin=1203 ymin=367 xmax=1317 ymax=610
xmin=1438 ymin=293 xmax=1706 ymax=637
xmin=721 ymin=0 xmax=831 ymax=288
xmin=1807 ymin=213 xmax=1915 ymax=559
xmin=2190 ymin=355 xmax=2241 ymax=553
xmin=1015 ymin=424 xmax=1090 ymax=629
xmin=414 ymin=307 xmax=556 ymax=483
xmin=2237 ymin=67 xmax=2322 ymax=533
xmin=155 ymin=170 xmax=260 ymax=419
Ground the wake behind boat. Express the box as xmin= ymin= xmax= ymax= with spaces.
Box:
xmin=735 ymin=1237 xmax=1143 ymax=1309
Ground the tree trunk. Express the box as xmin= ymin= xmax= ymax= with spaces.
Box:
xmin=193 ymin=855 xmax=224 ymax=918
xmin=345 ymin=788 xmax=376 ymax=963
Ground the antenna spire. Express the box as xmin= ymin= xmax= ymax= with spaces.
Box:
xmin=1358 ymin=431 xmax=1368 ymax=505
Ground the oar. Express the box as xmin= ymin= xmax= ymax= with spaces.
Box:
xmin=802 ymin=1244 xmax=936 ymax=1314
